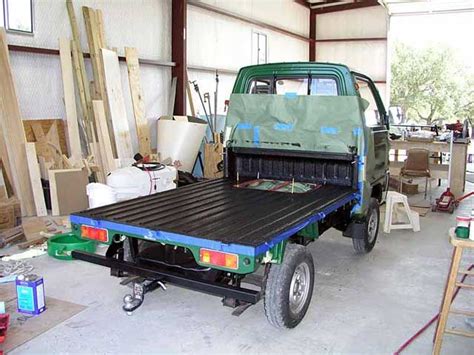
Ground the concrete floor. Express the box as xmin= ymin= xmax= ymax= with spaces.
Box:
xmin=10 ymin=184 xmax=474 ymax=354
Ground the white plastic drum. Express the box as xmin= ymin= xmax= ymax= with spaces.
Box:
xmin=87 ymin=183 xmax=118 ymax=208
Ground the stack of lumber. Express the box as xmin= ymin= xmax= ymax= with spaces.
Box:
xmin=0 ymin=1 xmax=153 ymax=218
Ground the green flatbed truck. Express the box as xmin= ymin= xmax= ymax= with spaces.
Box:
xmin=70 ymin=62 xmax=390 ymax=328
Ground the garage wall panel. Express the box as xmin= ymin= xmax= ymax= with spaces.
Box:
xmin=6 ymin=0 xmax=171 ymax=60
xmin=316 ymin=7 xmax=387 ymax=40
xmin=188 ymin=1 xmax=309 ymax=115
xmin=314 ymin=6 xmax=389 ymax=106
xmin=316 ymin=41 xmax=387 ymax=81
xmin=196 ymin=0 xmax=309 ymax=36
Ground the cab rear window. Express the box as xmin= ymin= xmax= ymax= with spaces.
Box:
xmin=247 ymin=77 xmax=338 ymax=96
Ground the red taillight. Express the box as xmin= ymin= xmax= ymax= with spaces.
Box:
xmin=81 ymin=225 xmax=108 ymax=243
xmin=199 ymin=248 xmax=238 ymax=270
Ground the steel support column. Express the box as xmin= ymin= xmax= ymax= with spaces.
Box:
xmin=309 ymin=10 xmax=316 ymax=61
xmin=172 ymin=0 xmax=187 ymax=115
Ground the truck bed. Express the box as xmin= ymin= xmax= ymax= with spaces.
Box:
xmin=70 ymin=179 xmax=358 ymax=256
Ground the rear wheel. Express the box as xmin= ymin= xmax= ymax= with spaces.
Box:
xmin=352 ymin=198 xmax=379 ymax=254
xmin=264 ymin=244 xmax=315 ymax=329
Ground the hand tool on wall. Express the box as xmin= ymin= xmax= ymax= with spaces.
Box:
xmin=214 ymin=70 xmax=219 ymax=132
xmin=204 ymin=92 xmax=215 ymax=139
xmin=190 ymin=80 xmax=212 ymax=132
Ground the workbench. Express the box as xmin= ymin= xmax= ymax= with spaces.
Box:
xmin=389 ymin=139 xmax=469 ymax=197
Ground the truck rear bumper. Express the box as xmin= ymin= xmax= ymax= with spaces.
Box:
xmin=72 ymin=250 xmax=261 ymax=304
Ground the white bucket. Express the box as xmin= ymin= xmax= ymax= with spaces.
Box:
xmin=87 ymin=183 xmax=118 ymax=208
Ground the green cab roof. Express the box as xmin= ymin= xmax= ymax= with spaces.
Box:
xmin=232 ymin=62 xmax=357 ymax=95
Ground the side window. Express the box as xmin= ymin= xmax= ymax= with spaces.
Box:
xmin=4 ymin=0 xmax=34 ymax=34
xmin=310 ymin=78 xmax=338 ymax=96
xmin=356 ymin=79 xmax=381 ymax=126
xmin=275 ymin=78 xmax=308 ymax=95
xmin=248 ymin=80 xmax=271 ymax=94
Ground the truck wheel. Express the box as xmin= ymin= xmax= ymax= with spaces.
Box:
xmin=264 ymin=244 xmax=315 ymax=329
xmin=352 ymin=198 xmax=380 ymax=254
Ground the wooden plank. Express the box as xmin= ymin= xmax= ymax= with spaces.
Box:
xmin=70 ymin=39 xmax=93 ymax=144
xmin=125 ymin=47 xmax=151 ymax=156
xmin=444 ymin=328 xmax=474 ymax=338
xmin=0 ymin=126 xmax=15 ymax=198
xmin=0 ymin=172 xmax=6 ymax=200
xmin=95 ymin=9 xmax=106 ymax=49
xmin=89 ymin=142 xmax=105 ymax=184
xmin=66 ymin=0 xmax=93 ymax=145
xmin=49 ymin=168 xmax=89 ymax=216
xmin=24 ymin=143 xmax=47 ymax=217
xmin=23 ymin=119 xmax=68 ymax=155
xmin=59 ymin=37 xmax=82 ymax=163
xmin=83 ymin=6 xmax=117 ymax=158
xmin=0 ymin=29 xmax=35 ymax=216
xmin=101 ymin=48 xmax=134 ymax=161
xmin=92 ymin=100 xmax=116 ymax=175
xmin=450 ymin=308 xmax=474 ymax=317
xmin=37 ymin=156 xmax=52 ymax=180
xmin=82 ymin=7 xmax=102 ymax=100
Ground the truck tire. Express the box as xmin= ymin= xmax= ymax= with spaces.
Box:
xmin=264 ymin=244 xmax=315 ymax=329
xmin=352 ymin=198 xmax=380 ymax=254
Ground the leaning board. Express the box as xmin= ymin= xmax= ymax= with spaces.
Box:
xmin=25 ymin=143 xmax=47 ymax=216
xmin=101 ymin=48 xmax=133 ymax=162
xmin=0 ymin=29 xmax=35 ymax=216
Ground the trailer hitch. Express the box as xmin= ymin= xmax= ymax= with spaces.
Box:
xmin=122 ymin=278 xmax=167 ymax=315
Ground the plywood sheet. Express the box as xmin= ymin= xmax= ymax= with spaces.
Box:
xmin=23 ymin=119 xmax=68 ymax=156
xmin=49 ymin=168 xmax=89 ymax=216
xmin=0 ymin=28 xmax=35 ymax=216
xmin=101 ymin=48 xmax=133 ymax=161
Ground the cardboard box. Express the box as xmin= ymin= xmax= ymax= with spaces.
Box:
xmin=0 ymin=198 xmax=21 ymax=231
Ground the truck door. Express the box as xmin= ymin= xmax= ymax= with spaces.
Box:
xmin=354 ymin=74 xmax=389 ymax=184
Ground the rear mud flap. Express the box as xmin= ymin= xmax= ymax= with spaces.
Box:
xmin=343 ymin=221 xmax=366 ymax=239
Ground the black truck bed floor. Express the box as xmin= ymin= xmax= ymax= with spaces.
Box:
xmin=71 ymin=179 xmax=357 ymax=256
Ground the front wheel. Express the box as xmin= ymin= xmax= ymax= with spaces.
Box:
xmin=352 ymin=198 xmax=380 ymax=254
xmin=264 ymin=244 xmax=315 ymax=329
